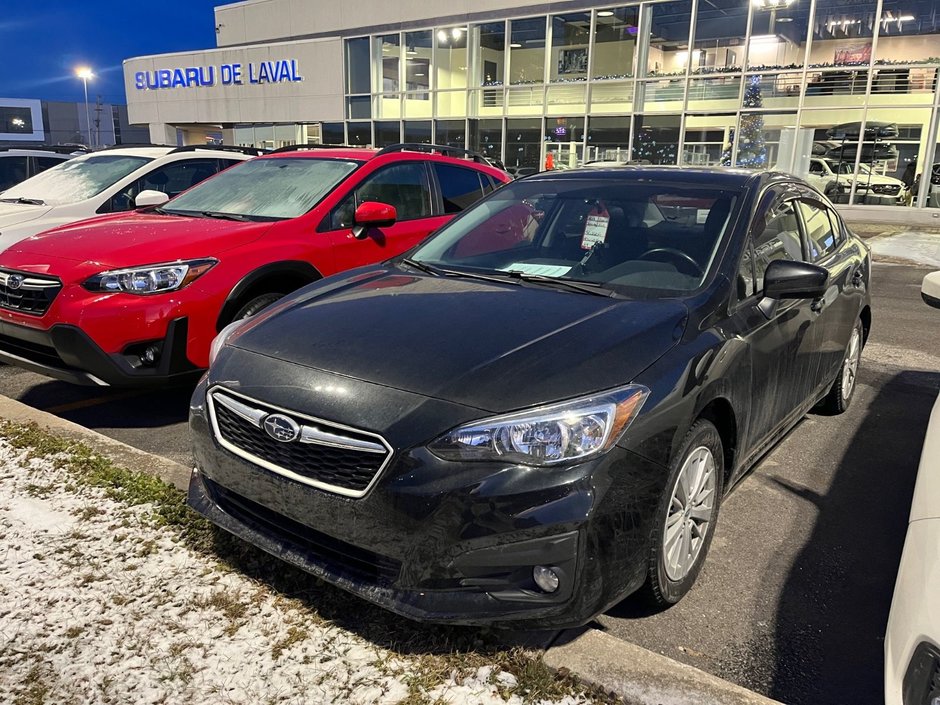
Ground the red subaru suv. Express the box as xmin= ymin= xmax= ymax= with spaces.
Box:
xmin=0 ymin=144 xmax=509 ymax=386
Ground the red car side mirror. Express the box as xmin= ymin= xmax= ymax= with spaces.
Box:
xmin=352 ymin=201 xmax=397 ymax=239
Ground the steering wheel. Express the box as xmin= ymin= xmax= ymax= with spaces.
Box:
xmin=637 ymin=248 xmax=704 ymax=277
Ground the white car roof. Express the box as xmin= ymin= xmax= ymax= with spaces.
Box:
xmin=0 ymin=149 xmax=77 ymax=158
xmin=78 ymin=147 xmax=257 ymax=160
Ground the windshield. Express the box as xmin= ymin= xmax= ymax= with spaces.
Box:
xmin=162 ymin=157 xmax=360 ymax=220
xmin=1 ymin=154 xmax=152 ymax=205
xmin=830 ymin=161 xmax=873 ymax=176
xmin=410 ymin=180 xmax=737 ymax=295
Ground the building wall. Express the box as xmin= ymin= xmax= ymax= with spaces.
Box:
xmin=124 ymin=36 xmax=345 ymax=128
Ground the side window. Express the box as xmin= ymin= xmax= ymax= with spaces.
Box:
xmin=797 ymin=200 xmax=838 ymax=261
xmin=481 ymin=174 xmax=496 ymax=195
xmin=433 ymin=163 xmax=485 ymax=214
xmin=331 ymin=162 xmax=432 ymax=229
xmin=0 ymin=156 xmax=28 ymax=191
xmin=808 ymin=161 xmax=824 ymax=174
xmin=33 ymin=156 xmax=66 ymax=175
xmin=752 ymin=199 xmax=804 ymax=293
xmin=217 ymin=158 xmax=241 ymax=172
xmin=103 ymin=159 xmax=220 ymax=213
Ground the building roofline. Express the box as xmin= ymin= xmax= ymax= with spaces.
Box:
xmin=122 ymin=34 xmax=338 ymax=64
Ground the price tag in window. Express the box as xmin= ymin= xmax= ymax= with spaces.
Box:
xmin=581 ymin=204 xmax=610 ymax=250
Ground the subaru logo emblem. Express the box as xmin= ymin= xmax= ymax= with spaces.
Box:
xmin=262 ymin=413 xmax=301 ymax=443
xmin=7 ymin=274 xmax=23 ymax=290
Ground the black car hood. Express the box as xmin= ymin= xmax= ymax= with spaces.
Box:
xmin=231 ymin=268 xmax=688 ymax=412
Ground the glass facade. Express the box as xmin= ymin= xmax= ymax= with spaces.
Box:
xmin=335 ymin=0 xmax=940 ymax=205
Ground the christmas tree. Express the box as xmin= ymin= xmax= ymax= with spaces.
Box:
xmin=721 ymin=75 xmax=767 ymax=168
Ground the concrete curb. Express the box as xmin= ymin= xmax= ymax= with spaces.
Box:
xmin=0 ymin=393 xmax=779 ymax=704
xmin=544 ymin=628 xmax=783 ymax=705
xmin=0 ymin=395 xmax=191 ymax=491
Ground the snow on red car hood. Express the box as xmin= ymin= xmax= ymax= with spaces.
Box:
xmin=5 ymin=210 xmax=275 ymax=269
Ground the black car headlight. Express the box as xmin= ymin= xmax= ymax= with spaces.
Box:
xmin=83 ymin=258 xmax=216 ymax=295
xmin=428 ymin=384 xmax=648 ymax=466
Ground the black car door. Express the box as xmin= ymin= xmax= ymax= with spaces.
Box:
xmin=793 ymin=195 xmax=860 ymax=390
xmin=732 ymin=186 xmax=828 ymax=452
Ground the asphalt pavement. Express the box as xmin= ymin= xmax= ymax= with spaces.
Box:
xmin=0 ymin=262 xmax=936 ymax=704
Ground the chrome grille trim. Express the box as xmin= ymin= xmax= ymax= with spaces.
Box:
xmin=0 ymin=271 xmax=60 ymax=289
xmin=206 ymin=386 xmax=394 ymax=499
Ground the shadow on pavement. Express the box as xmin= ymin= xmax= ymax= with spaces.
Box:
xmin=763 ymin=369 xmax=938 ymax=704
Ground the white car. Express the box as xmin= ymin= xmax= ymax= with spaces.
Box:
xmin=0 ymin=145 xmax=261 ymax=247
xmin=884 ymin=270 xmax=940 ymax=705
xmin=806 ymin=157 xmax=906 ymax=203
xmin=0 ymin=146 xmax=85 ymax=192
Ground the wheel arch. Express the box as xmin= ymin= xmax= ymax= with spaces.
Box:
xmin=216 ymin=261 xmax=322 ymax=331
xmin=859 ymin=304 xmax=872 ymax=345
xmin=693 ymin=395 xmax=738 ymax=487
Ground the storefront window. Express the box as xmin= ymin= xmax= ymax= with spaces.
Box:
xmin=586 ymin=115 xmax=630 ymax=162
xmin=436 ymin=90 xmax=468 ymax=118
xmin=646 ymin=1 xmax=694 ymax=77
xmin=506 ymin=118 xmax=543 ymax=170
xmin=810 ymin=0 xmax=876 ymax=68
xmin=476 ymin=22 xmax=506 ymax=87
xmin=509 ymin=17 xmax=546 ymax=85
xmin=683 ymin=114 xmax=735 ymax=166
xmin=321 ymin=122 xmax=345 ymax=145
xmin=632 ymin=114 xmax=680 ymax=164
xmin=404 ymin=120 xmax=432 ymax=143
xmin=347 ymin=96 xmax=371 ymax=120
xmin=545 ymin=116 xmax=584 ymax=168
xmin=693 ymin=0 xmax=748 ymax=75
xmin=374 ymin=34 xmax=401 ymax=93
xmin=468 ymin=118 xmax=503 ymax=163
xmin=688 ymin=76 xmax=742 ymax=111
xmin=593 ymin=7 xmax=639 ymax=80
xmin=590 ymin=82 xmax=634 ymax=113
xmin=347 ymin=122 xmax=371 ymax=147
xmin=345 ymin=37 xmax=371 ymax=94
xmin=374 ymin=121 xmax=401 ymax=147
xmin=874 ymin=0 xmax=940 ymax=103
xmin=436 ymin=120 xmax=467 ymax=148
xmin=435 ymin=26 xmax=468 ymax=90
xmin=404 ymin=31 xmax=433 ymax=119
xmin=549 ymin=12 xmax=590 ymax=84
xmin=747 ymin=1 xmax=809 ymax=71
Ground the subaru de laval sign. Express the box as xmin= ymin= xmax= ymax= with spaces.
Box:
xmin=135 ymin=60 xmax=302 ymax=90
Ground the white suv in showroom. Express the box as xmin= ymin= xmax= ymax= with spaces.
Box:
xmin=805 ymin=157 xmax=906 ymax=204
xmin=0 ymin=145 xmax=262 ymax=247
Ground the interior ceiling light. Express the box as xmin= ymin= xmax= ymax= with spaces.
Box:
xmin=597 ymin=10 xmax=614 ymax=16
xmin=510 ymin=42 xmax=522 ymax=48
xmin=437 ymin=29 xmax=448 ymax=43
xmin=777 ymin=17 xmax=794 ymax=22
xmin=451 ymin=28 xmax=462 ymax=39
xmin=752 ymin=0 xmax=796 ymax=8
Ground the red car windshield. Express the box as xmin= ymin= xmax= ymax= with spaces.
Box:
xmin=163 ymin=157 xmax=361 ymax=220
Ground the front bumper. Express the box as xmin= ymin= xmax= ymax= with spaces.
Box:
xmin=188 ymin=374 xmax=667 ymax=628
xmin=0 ymin=316 xmax=199 ymax=386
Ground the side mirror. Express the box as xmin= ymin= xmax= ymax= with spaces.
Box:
xmin=923 ymin=271 xmax=940 ymax=309
xmin=764 ymin=259 xmax=829 ymax=300
xmin=351 ymin=201 xmax=397 ymax=240
xmin=135 ymin=189 xmax=170 ymax=208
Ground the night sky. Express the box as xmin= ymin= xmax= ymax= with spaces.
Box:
xmin=0 ymin=0 xmax=221 ymax=105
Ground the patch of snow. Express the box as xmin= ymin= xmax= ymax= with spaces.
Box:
xmin=0 ymin=441 xmax=589 ymax=705
xmin=870 ymin=231 xmax=940 ymax=267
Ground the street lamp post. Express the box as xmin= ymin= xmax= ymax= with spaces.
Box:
xmin=75 ymin=67 xmax=94 ymax=148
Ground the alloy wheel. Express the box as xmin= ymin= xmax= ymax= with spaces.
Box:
xmin=663 ymin=445 xmax=717 ymax=582
xmin=842 ymin=326 xmax=861 ymax=401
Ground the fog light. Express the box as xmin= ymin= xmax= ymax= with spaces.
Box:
xmin=533 ymin=565 xmax=560 ymax=593
xmin=141 ymin=345 xmax=161 ymax=366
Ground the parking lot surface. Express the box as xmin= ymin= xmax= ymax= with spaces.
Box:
xmin=0 ymin=262 xmax=936 ymax=704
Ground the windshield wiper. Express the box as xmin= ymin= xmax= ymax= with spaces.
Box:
xmin=501 ymin=271 xmax=616 ymax=298
xmin=0 ymin=197 xmax=45 ymax=205
xmin=200 ymin=210 xmax=252 ymax=222
xmin=400 ymin=257 xmax=442 ymax=276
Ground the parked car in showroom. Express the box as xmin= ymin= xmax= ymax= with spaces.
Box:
xmin=884 ymin=270 xmax=940 ymax=705
xmin=189 ymin=166 xmax=872 ymax=627
xmin=0 ymin=143 xmax=508 ymax=386
xmin=0 ymin=145 xmax=87 ymax=192
xmin=0 ymin=144 xmax=262 ymax=247
xmin=805 ymin=157 xmax=906 ymax=203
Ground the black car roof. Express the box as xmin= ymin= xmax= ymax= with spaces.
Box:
xmin=526 ymin=166 xmax=794 ymax=191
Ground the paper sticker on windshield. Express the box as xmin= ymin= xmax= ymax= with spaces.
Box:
xmin=499 ymin=263 xmax=572 ymax=277
xmin=581 ymin=214 xmax=609 ymax=250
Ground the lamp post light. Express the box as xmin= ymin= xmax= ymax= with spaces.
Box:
xmin=75 ymin=67 xmax=94 ymax=148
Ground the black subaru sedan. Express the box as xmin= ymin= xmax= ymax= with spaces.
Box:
xmin=188 ymin=167 xmax=871 ymax=627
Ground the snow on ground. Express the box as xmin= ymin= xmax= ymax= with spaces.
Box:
xmin=0 ymin=440 xmax=586 ymax=705
xmin=869 ymin=230 xmax=940 ymax=267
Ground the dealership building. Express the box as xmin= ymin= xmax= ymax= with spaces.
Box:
xmin=124 ymin=0 xmax=940 ymax=210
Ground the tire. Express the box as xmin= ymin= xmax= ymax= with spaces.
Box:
xmin=819 ymin=318 xmax=863 ymax=415
xmin=232 ymin=292 xmax=286 ymax=321
xmin=641 ymin=418 xmax=725 ymax=607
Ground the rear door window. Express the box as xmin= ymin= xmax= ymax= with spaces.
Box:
xmin=433 ymin=163 xmax=485 ymax=213
xmin=797 ymin=200 xmax=839 ymax=261
xmin=102 ymin=159 xmax=221 ymax=213
xmin=33 ymin=156 xmax=67 ymax=175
